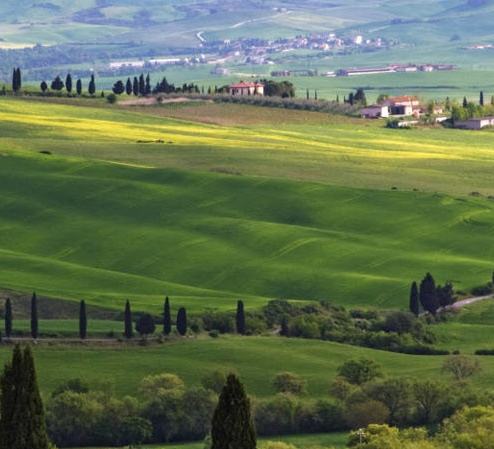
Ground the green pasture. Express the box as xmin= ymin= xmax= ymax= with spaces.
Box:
xmin=0 ymin=336 xmax=475 ymax=399
xmin=1 ymin=98 xmax=494 ymax=312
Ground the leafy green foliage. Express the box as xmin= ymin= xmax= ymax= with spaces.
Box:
xmin=337 ymin=359 xmax=384 ymax=385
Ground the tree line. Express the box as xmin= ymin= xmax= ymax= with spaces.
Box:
xmin=0 ymin=343 xmax=256 ymax=449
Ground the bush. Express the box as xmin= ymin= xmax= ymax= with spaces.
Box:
xmin=272 ymin=372 xmax=307 ymax=395
xmin=106 ymin=93 xmax=117 ymax=104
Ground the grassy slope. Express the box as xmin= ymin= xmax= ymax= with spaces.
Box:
xmin=2 ymin=99 xmax=494 ymax=313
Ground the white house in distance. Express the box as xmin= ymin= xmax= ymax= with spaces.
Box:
xmin=228 ymin=81 xmax=264 ymax=96
xmin=361 ymin=95 xmax=421 ymax=118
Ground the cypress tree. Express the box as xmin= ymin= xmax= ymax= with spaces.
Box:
xmin=126 ymin=77 xmax=132 ymax=95
xmin=79 ymin=300 xmax=87 ymax=340
xmin=88 ymin=74 xmax=95 ymax=95
xmin=40 ymin=81 xmax=47 ymax=93
xmin=124 ymin=299 xmax=133 ymax=339
xmin=31 ymin=292 xmax=38 ymax=340
xmin=211 ymin=373 xmax=256 ymax=449
xmin=139 ymin=74 xmax=145 ymax=96
xmin=4 ymin=298 xmax=12 ymax=339
xmin=176 ymin=307 xmax=187 ymax=336
xmin=236 ymin=300 xmax=246 ymax=335
xmin=0 ymin=345 xmax=51 ymax=449
xmin=163 ymin=296 xmax=171 ymax=336
xmin=480 ymin=90 xmax=484 ymax=106
xmin=409 ymin=281 xmax=419 ymax=317
xmin=76 ymin=78 xmax=82 ymax=95
xmin=133 ymin=77 xmax=139 ymax=96
xmin=66 ymin=73 xmax=72 ymax=94
xmin=145 ymin=73 xmax=151 ymax=95
xmin=419 ymin=272 xmax=439 ymax=315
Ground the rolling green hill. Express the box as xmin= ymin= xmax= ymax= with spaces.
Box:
xmin=1 ymin=98 xmax=494 ymax=314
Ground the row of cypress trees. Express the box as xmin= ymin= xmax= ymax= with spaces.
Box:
xmin=3 ymin=294 xmax=247 ymax=340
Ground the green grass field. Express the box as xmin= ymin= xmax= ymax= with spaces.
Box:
xmin=2 ymin=97 xmax=494 ymax=314
xmin=2 ymin=94 xmax=494 ymax=448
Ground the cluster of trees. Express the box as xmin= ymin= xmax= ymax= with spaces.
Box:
xmin=2 ymin=294 xmax=443 ymax=355
xmin=450 ymin=90 xmax=494 ymax=121
xmin=349 ymin=404 xmax=494 ymax=449
xmin=40 ymin=73 xmax=96 ymax=95
xmin=0 ymin=344 xmax=255 ymax=449
xmin=40 ymin=354 xmax=486 ymax=446
xmin=44 ymin=370 xmax=257 ymax=447
xmin=409 ymin=272 xmax=456 ymax=316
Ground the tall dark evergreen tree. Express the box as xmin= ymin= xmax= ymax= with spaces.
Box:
xmin=126 ymin=77 xmax=132 ymax=95
xmin=135 ymin=313 xmax=155 ymax=337
xmin=145 ymin=73 xmax=151 ymax=95
xmin=12 ymin=68 xmax=21 ymax=92
xmin=176 ymin=307 xmax=187 ymax=336
xmin=4 ymin=298 xmax=12 ymax=339
xmin=419 ymin=272 xmax=439 ymax=315
xmin=138 ymin=74 xmax=145 ymax=96
xmin=437 ymin=282 xmax=455 ymax=307
xmin=65 ymin=73 xmax=72 ymax=94
xmin=0 ymin=345 xmax=51 ymax=449
xmin=409 ymin=281 xmax=419 ymax=317
xmin=31 ymin=292 xmax=38 ymax=339
xmin=124 ymin=299 xmax=133 ymax=339
xmin=50 ymin=76 xmax=64 ymax=91
xmin=79 ymin=300 xmax=87 ymax=340
xmin=236 ymin=300 xmax=246 ymax=335
xmin=76 ymin=78 xmax=82 ymax=95
xmin=112 ymin=80 xmax=125 ymax=95
xmin=163 ymin=296 xmax=171 ymax=336
xmin=480 ymin=90 xmax=484 ymax=106
xmin=133 ymin=77 xmax=139 ymax=96
xmin=463 ymin=96 xmax=468 ymax=108
xmin=40 ymin=81 xmax=47 ymax=93
xmin=88 ymin=74 xmax=95 ymax=95
xmin=211 ymin=373 xmax=256 ymax=449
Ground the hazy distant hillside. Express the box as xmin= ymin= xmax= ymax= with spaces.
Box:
xmin=2 ymin=0 xmax=494 ymax=82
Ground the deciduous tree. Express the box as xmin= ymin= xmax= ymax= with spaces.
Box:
xmin=441 ymin=355 xmax=482 ymax=381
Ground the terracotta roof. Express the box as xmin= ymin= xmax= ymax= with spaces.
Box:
xmin=389 ymin=95 xmax=419 ymax=103
xmin=229 ymin=81 xmax=264 ymax=88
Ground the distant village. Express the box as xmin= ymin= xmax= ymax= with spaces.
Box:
xmin=108 ymin=27 xmax=455 ymax=80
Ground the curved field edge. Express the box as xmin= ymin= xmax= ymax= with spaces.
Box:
xmin=1 ymin=149 xmax=494 ymax=312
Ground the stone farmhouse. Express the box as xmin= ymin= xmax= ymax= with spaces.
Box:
xmin=361 ymin=95 xmax=421 ymax=118
xmin=228 ymin=81 xmax=264 ymax=96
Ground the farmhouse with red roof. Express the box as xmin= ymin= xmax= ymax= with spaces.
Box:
xmin=228 ymin=81 xmax=264 ymax=96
